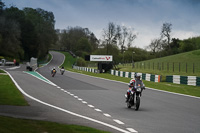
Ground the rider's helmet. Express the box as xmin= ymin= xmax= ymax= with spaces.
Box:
xmin=135 ymin=73 xmax=141 ymax=80
xmin=53 ymin=67 xmax=55 ymax=70
xmin=62 ymin=66 xmax=64 ymax=69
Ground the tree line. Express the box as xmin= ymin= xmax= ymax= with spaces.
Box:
xmin=0 ymin=1 xmax=57 ymax=61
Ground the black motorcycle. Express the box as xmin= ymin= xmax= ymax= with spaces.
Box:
xmin=60 ymin=69 xmax=65 ymax=75
xmin=51 ymin=70 xmax=56 ymax=77
xmin=125 ymin=85 xmax=143 ymax=111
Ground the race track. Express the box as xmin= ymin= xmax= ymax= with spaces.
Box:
xmin=2 ymin=51 xmax=200 ymax=133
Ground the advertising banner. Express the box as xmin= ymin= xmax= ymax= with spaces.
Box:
xmin=90 ymin=55 xmax=113 ymax=62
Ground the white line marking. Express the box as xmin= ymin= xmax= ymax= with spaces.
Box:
xmin=64 ymin=90 xmax=68 ymax=93
xmin=104 ymin=113 xmax=111 ymax=117
xmin=70 ymin=94 xmax=74 ymax=96
xmin=88 ymin=105 xmax=94 ymax=108
xmin=82 ymin=101 xmax=87 ymax=104
xmin=57 ymin=86 xmax=61 ymax=88
xmin=6 ymin=70 xmax=132 ymax=133
xmin=60 ymin=89 xmax=64 ymax=91
xmin=78 ymin=98 xmax=82 ymax=101
xmin=113 ymin=119 xmax=124 ymax=125
xmin=126 ymin=128 xmax=138 ymax=133
xmin=95 ymin=109 xmax=102 ymax=112
xmin=74 ymin=96 xmax=78 ymax=98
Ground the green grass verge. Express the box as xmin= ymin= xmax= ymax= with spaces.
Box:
xmin=60 ymin=51 xmax=76 ymax=68
xmin=0 ymin=75 xmax=28 ymax=106
xmin=60 ymin=51 xmax=200 ymax=97
xmin=0 ymin=116 xmax=109 ymax=133
xmin=0 ymin=69 xmax=5 ymax=73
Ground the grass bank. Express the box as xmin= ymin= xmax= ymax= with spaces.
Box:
xmin=118 ymin=49 xmax=200 ymax=77
xmin=0 ymin=73 xmax=28 ymax=106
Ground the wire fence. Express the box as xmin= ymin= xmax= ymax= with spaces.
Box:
xmin=134 ymin=62 xmax=200 ymax=74
xmin=120 ymin=62 xmax=200 ymax=74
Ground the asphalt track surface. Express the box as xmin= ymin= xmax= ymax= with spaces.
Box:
xmin=1 ymin=51 xmax=200 ymax=133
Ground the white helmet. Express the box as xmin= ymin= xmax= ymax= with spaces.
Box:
xmin=135 ymin=73 xmax=141 ymax=79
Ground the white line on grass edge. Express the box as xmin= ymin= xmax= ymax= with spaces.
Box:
xmin=5 ymin=70 xmax=133 ymax=133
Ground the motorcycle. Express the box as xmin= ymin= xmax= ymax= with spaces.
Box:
xmin=51 ymin=69 xmax=56 ymax=77
xmin=60 ymin=69 xmax=65 ymax=75
xmin=125 ymin=84 xmax=143 ymax=111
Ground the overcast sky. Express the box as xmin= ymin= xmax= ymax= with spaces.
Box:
xmin=4 ymin=0 xmax=200 ymax=48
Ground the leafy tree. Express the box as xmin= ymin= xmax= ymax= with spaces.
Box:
xmin=56 ymin=26 xmax=98 ymax=58
xmin=0 ymin=6 xmax=24 ymax=60
xmin=23 ymin=7 xmax=56 ymax=59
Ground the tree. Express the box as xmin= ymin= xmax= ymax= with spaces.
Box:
xmin=161 ymin=22 xmax=172 ymax=50
xmin=102 ymin=22 xmax=137 ymax=54
xmin=0 ymin=6 xmax=24 ymax=60
xmin=102 ymin=22 xmax=119 ymax=54
xmin=23 ymin=8 xmax=57 ymax=59
xmin=148 ymin=38 xmax=163 ymax=54
xmin=56 ymin=26 xmax=98 ymax=58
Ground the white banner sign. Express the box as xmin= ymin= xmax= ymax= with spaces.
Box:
xmin=90 ymin=55 xmax=113 ymax=62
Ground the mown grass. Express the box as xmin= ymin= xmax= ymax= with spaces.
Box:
xmin=0 ymin=74 xmax=28 ymax=106
xmin=118 ymin=49 xmax=200 ymax=77
xmin=60 ymin=51 xmax=76 ymax=68
xmin=0 ymin=69 xmax=5 ymax=73
xmin=61 ymin=51 xmax=200 ymax=97
xmin=0 ymin=116 xmax=109 ymax=133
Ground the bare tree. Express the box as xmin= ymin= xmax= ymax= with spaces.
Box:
xmin=117 ymin=26 xmax=137 ymax=53
xmin=102 ymin=22 xmax=119 ymax=54
xmin=148 ymin=38 xmax=163 ymax=54
xmin=161 ymin=22 xmax=172 ymax=49
xmin=102 ymin=22 xmax=137 ymax=54
xmin=127 ymin=30 xmax=137 ymax=48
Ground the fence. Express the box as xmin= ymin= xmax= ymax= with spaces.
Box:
xmin=120 ymin=62 xmax=200 ymax=74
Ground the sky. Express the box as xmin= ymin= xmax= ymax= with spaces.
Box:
xmin=3 ymin=0 xmax=200 ymax=48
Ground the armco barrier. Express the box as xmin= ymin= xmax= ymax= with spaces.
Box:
xmin=166 ymin=75 xmax=200 ymax=86
xmin=110 ymin=70 xmax=161 ymax=82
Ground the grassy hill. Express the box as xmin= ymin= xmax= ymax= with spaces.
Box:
xmin=118 ymin=49 xmax=200 ymax=77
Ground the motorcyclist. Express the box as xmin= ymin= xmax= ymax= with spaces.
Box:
xmin=126 ymin=73 xmax=145 ymax=102
xmin=51 ymin=67 xmax=57 ymax=75
xmin=60 ymin=66 xmax=65 ymax=74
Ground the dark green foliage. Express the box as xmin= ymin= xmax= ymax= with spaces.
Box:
xmin=56 ymin=27 xmax=98 ymax=59
xmin=0 ymin=2 xmax=57 ymax=61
